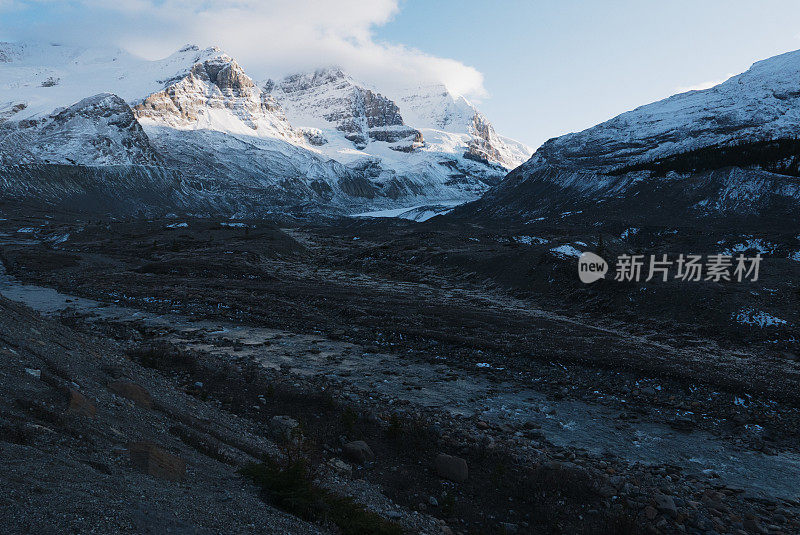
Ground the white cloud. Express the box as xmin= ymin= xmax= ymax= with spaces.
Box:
xmin=0 ymin=0 xmax=487 ymax=98
xmin=674 ymin=73 xmax=736 ymax=94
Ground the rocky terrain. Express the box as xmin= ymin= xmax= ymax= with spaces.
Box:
xmin=0 ymin=93 xmax=161 ymax=166
xmin=0 ymin=212 xmax=798 ymax=534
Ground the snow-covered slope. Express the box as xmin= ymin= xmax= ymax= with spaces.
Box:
xmin=134 ymin=51 xmax=303 ymax=143
xmin=127 ymin=51 xmax=379 ymax=210
xmin=0 ymin=41 xmax=531 ymax=215
xmin=0 ymin=42 xmax=225 ymax=122
xmin=454 ymin=49 xmax=800 ymax=229
xmin=266 ymin=68 xmax=422 ymax=151
xmin=394 ymin=83 xmax=531 ymax=169
xmin=0 ymin=93 xmax=160 ymax=166
xmin=530 ymin=48 xmax=800 ymax=172
xmin=266 ymin=68 xmax=531 ymax=205
xmin=0 ymin=42 xmax=352 ymax=212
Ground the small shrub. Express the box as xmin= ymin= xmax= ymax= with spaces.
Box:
xmin=341 ymin=406 xmax=358 ymax=431
xmin=240 ymin=458 xmax=402 ymax=535
xmin=386 ymin=413 xmax=403 ymax=440
xmin=127 ymin=344 xmax=198 ymax=373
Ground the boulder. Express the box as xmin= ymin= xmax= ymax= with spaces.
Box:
xmin=435 ymin=453 xmax=468 ymax=483
xmin=67 ymin=388 xmax=97 ymax=418
xmin=326 ymin=458 xmax=353 ymax=476
xmin=269 ymin=415 xmax=301 ymax=443
xmin=654 ymin=494 xmax=677 ymax=516
xmin=128 ymin=442 xmax=185 ymax=481
xmin=342 ymin=440 xmax=374 ymax=464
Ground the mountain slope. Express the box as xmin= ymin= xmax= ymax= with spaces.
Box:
xmin=0 ymin=41 xmax=530 ymax=215
xmin=266 ymin=68 xmax=422 ymax=151
xmin=266 ymin=68 xmax=532 ymax=205
xmin=0 ymin=91 xmax=184 ymax=214
xmin=0 ymin=93 xmax=160 ymax=166
xmin=394 ymin=83 xmax=531 ymax=169
xmin=0 ymin=42 xmax=223 ymax=122
xmin=453 ymin=49 xmax=800 ymax=228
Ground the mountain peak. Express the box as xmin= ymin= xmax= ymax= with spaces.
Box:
xmin=268 ymin=66 xmax=420 ymax=151
xmin=274 ymin=66 xmax=357 ymax=94
xmin=175 ymin=44 xmax=223 ymax=56
xmin=528 ymin=46 xmax=800 ymax=173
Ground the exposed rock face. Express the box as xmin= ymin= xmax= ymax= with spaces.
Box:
xmin=466 ymin=112 xmax=514 ymax=167
xmin=134 ymin=54 xmax=301 ymax=142
xmin=0 ymin=93 xmax=161 ymax=166
xmin=301 ymin=127 xmax=327 ymax=146
xmin=0 ymin=101 xmax=27 ymax=124
xmin=267 ymin=68 xmax=422 ymax=151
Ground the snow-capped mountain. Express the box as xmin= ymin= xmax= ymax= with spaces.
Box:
xmin=266 ymin=68 xmax=422 ymax=151
xmin=0 ymin=42 xmax=223 ymax=122
xmin=454 ymin=49 xmax=800 ymax=228
xmin=0 ymin=93 xmax=159 ymax=166
xmin=394 ymin=83 xmax=531 ymax=169
xmin=0 ymin=41 xmax=530 ymax=215
xmin=135 ymin=50 xmax=302 ymax=142
xmin=265 ymin=67 xmax=531 ymax=203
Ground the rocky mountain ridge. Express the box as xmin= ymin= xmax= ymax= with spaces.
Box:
xmin=0 ymin=41 xmax=531 ymax=216
xmin=453 ymin=48 xmax=800 ymax=229
xmin=266 ymin=68 xmax=422 ymax=151
xmin=1 ymin=93 xmax=160 ymax=166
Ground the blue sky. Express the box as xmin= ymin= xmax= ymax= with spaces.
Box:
xmin=375 ymin=0 xmax=800 ymax=147
xmin=4 ymin=1 xmax=800 ymax=149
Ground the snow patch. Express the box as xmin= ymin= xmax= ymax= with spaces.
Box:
xmin=514 ymin=235 xmax=549 ymax=245
xmin=720 ymin=238 xmax=775 ymax=256
xmin=352 ymin=200 xmax=464 ymax=222
xmin=734 ymin=309 xmax=788 ymax=328
xmin=550 ymin=244 xmax=583 ymax=258
xmin=620 ymin=227 xmax=640 ymax=240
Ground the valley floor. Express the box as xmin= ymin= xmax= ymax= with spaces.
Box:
xmin=0 ymin=212 xmax=798 ymax=534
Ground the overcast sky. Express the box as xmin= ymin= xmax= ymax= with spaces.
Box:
xmin=3 ymin=0 xmax=800 ymax=149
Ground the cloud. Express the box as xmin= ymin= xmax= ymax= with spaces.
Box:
xmin=0 ymin=0 xmax=486 ymax=98
xmin=674 ymin=73 xmax=736 ymax=94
